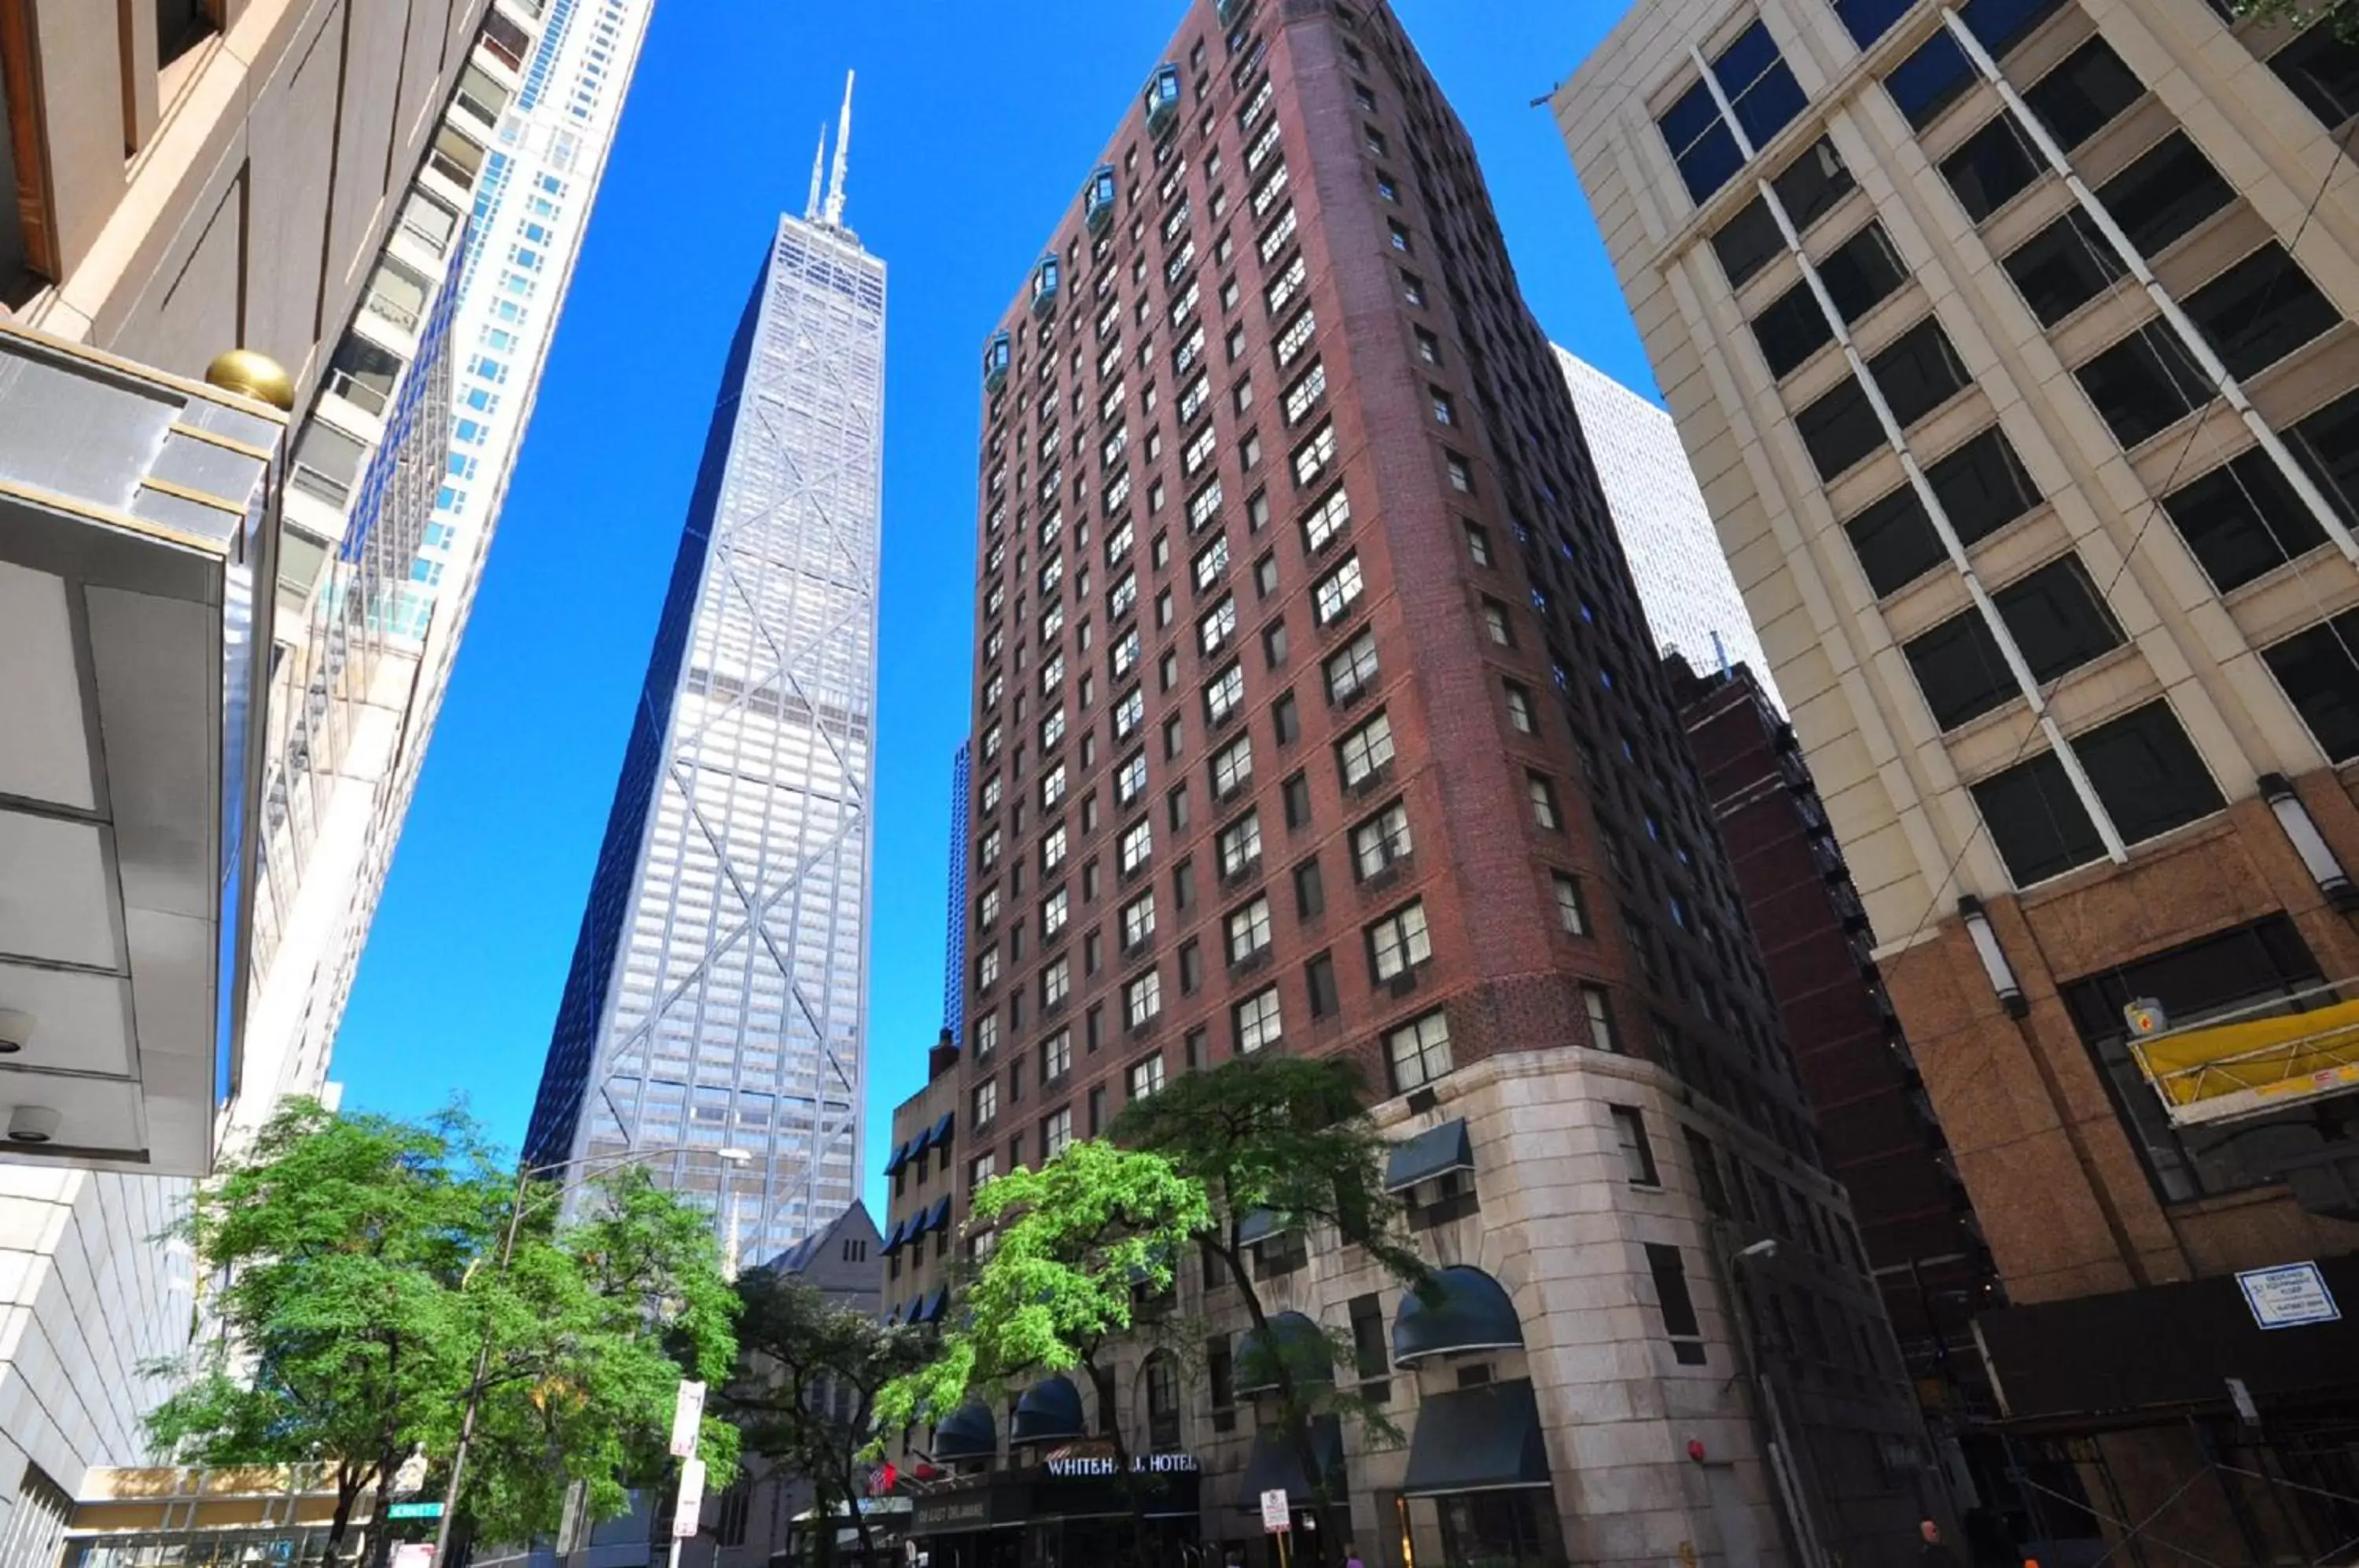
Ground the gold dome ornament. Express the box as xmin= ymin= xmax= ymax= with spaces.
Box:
xmin=204 ymin=348 xmax=296 ymax=411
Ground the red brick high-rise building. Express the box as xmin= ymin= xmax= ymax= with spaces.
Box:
xmin=915 ymin=4 xmax=1934 ymax=1565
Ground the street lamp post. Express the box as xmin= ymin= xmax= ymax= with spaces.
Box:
xmin=1720 ymin=1237 xmax=1833 ymax=1568
xmin=429 ymin=1144 xmax=752 ymax=1564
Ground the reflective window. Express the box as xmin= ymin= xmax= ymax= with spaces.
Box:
xmin=2262 ymin=606 xmax=2359 ymax=763
xmin=2074 ymin=322 xmax=2210 ymax=448
xmin=2181 ymin=243 xmax=2341 ymax=381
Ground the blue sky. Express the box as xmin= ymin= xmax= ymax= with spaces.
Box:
xmin=333 ymin=0 xmax=1647 ymax=1216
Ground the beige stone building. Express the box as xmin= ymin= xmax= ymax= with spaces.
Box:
xmin=1559 ymin=0 xmax=2359 ymax=1559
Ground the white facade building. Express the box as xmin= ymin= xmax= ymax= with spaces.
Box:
xmin=0 ymin=0 xmax=654 ymax=1549
xmin=1555 ymin=345 xmax=1783 ymax=709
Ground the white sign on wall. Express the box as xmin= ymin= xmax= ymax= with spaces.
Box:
xmin=1260 ymin=1489 xmax=1291 ymax=1533
xmin=2238 ymin=1263 xmax=2341 ymax=1330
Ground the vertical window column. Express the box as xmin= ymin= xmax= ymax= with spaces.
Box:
xmin=1687 ymin=39 xmax=2125 ymax=865
xmin=1937 ymin=6 xmax=2359 ymax=571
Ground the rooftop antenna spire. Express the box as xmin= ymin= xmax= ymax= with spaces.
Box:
xmin=823 ymin=69 xmax=854 ymax=226
xmin=804 ymin=122 xmax=827 ymax=221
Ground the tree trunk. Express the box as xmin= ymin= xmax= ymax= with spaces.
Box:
xmin=845 ymin=1420 xmax=878 ymax=1568
xmin=324 ymin=1466 xmax=366 ymax=1568
xmin=1093 ymin=1353 xmax=1154 ymax=1568
xmin=1224 ymin=1247 xmax=1332 ymax=1568
xmin=363 ymin=1451 xmax=402 ymax=1568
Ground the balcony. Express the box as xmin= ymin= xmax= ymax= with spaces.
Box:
xmin=1030 ymin=254 xmax=1061 ymax=318
xmin=983 ymin=331 xmax=1010 ymax=395
xmin=1084 ymin=167 xmax=1118 ymax=234
xmin=1143 ymin=64 xmax=1183 ymax=138
xmin=0 ymin=323 xmax=286 ymax=1172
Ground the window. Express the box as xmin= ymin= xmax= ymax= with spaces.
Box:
xmin=1044 ymin=825 xmax=1069 ymax=872
xmin=1463 ymin=521 xmax=1492 ymax=565
xmin=1645 ymin=1243 xmax=1708 ymax=1364
xmin=2075 ymin=700 xmax=2225 ymax=846
xmin=1352 ymin=801 xmax=1413 ymax=879
xmin=1324 ymin=630 xmax=1380 ymax=704
xmin=2076 ymin=322 xmax=2210 ymax=448
xmin=2024 ymin=36 xmax=2144 ymax=151
xmin=2004 ymin=209 xmax=2125 ymax=327
xmin=1042 ymin=764 xmax=1069 ymax=808
xmin=1505 ymin=683 xmax=1536 ymax=735
xmin=1211 ymin=734 xmax=1254 ymax=797
xmin=1120 ymin=817 xmax=1154 ymax=874
xmin=1199 ymin=595 xmax=1238 ymax=655
xmin=1301 ymin=486 xmax=1351 ymax=552
xmin=1446 ymin=455 xmax=1473 ymax=493
xmin=1291 ymin=420 xmax=1338 ymax=487
xmin=1193 ymin=535 xmax=1231 ymax=592
xmin=1180 ymin=939 xmax=1203 ymax=993
xmin=1684 ymin=1130 xmax=1731 ymax=1216
xmin=1971 ymin=749 xmax=2105 ymax=885
xmin=1481 ymin=598 xmax=1512 ymax=646
xmin=2100 ymin=131 xmax=2234 ymax=263
xmin=1385 ymin=1010 xmax=1454 ymax=1092
xmin=2181 ymin=243 xmax=2339 ymax=381
xmin=1129 ymin=1055 xmax=1166 ymax=1099
xmin=1283 ymin=361 xmax=1328 ymax=424
xmin=1123 ymin=891 xmax=1157 ymax=950
xmin=1313 ymin=554 xmax=1365 ymax=624
xmin=2270 ymin=21 xmax=2359 ymax=131
xmin=1044 ymin=1108 xmax=1074 ymax=1158
xmin=2162 ymin=448 xmax=2331 ymax=593
xmin=1338 ymin=712 xmax=1395 ymax=788
xmin=1235 ymin=986 xmax=1283 ymax=1052
xmin=1610 ymin=1106 xmax=1661 ymax=1187
xmin=1367 ymin=900 xmax=1432 ymax=981
xmin=1206 ymin=661 xmax=1245 ymax=723
xmin=1713 ymin=138 xmax=1853 ymax=289
xmin=1117 ymin=751 xmax=1150 ymax=807
xmin=1043 ymin=957 xmax=1070 ymax=1010
xmin=1126 ymin=969 xmax=1163 ymax=1028
xmin=2263 ymin=606 xmax=2359 ymax=762
xmin=1798 ymin=318 xmax=1971 ymax=480
xmin=1581 ymin=985 xmax=1619 ymax=1053
xmin=1043 ymin=887 xmax=1069 ymax=937
xmin=1750 ymin=223 xmax=1908 ymax=377
xmin=1305 ymin=952 xmax=1339 ymax=1019
xmin=975 ymin=1080 xmax=999 ymax=1124
xmin=1527 ymin=773 xmax=1562 ymax=830
xmin=1043 ymin=1029 xmax=1073 ymax=1080
xmin=1903 ymin=555 xmax=2122 ymax=730
xmin=1552 ymin=874 xmax=1588 ymax=934
xmin=973 ymin=1152 xmax=999 ymax=1189
xmin=978 ymin=947 xmax=1002 ymax=990
xmin=1282 ymin=771 xmax=1312 ymax=829
xmin=1844 ymin=426 xmax=2041 ymax=596
xmin=1293 ymin=857 xmax=1324 ymax=918
xmin=976 ymin=1013 xmax=1000 ymax=1058
xmin=1218 ymin=811 xmax=1264 ymax=878
xmin=1431 ymin=389 xmax=1455 ymax=425
xmin=1657 ymin=22 xmax=1804 ymax=203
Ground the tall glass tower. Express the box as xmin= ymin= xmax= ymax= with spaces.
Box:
xmin=527 ymin=85 xmax=881 ymax=1255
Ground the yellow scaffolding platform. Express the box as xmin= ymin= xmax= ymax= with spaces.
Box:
xmin=2133 ymin=988 xmax=2359 ymax=1127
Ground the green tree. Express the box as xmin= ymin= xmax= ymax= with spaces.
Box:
xmin=454 ymin=1166 xmax=743 ymax=1547
xmin=2234 ymin=0 xmax=2359 ymax=38
xmin=719 ymin=1271 xmax=932 ymax=1568
xmin=145 ymin=1103 xmax=741 ymax=1564
xmin=145 ymin=1102 xmax=500 ymax=1566
xmin=871 ymin=1141 xmax=1211 ymax=1567
xmin=1112 ymin=1054 xmax=1430 ymax=1565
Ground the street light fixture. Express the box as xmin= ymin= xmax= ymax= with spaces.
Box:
xmin=429 ymin=1144 xmax=753 ymax=1562
xmin=1723 ymin=1235 xmax=1830 ymax=1568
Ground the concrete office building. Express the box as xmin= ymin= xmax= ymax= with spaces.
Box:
xmin=527 ymin=101 xmax=885 ymax=1261
xmin=0 ymin=0 xmax=555 ymax=1555
xmin=1561 ymin=0 xmax=2359 ymax=1558
xmin=1555 ymin=347 xmax=1783 ymax=709
xmin=240 ymin=0 xmax=664 ymax=1135
xmin=929 ymin=3 xmax=1931 ymax=1565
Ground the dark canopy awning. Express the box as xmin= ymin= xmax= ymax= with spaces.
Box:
xmin=1384 ymin=1118 xmax=1472 ymax=1193
xmin=1010 ymin=1375 xmax=1089 ymax=1444
xmin=901 ymin=1207 xmax=930 ymax=1242
xmin=1234 ymin=1415 xmax=1345 ymax=1508
xmin=927 ymin=1194 xmax=952 ymax=1232
xmin=1237 ymin=1311 xmax=1334 ymax=1396
xmin=1237 ymin=1208 xmax=1286 ymax=1245
xmin=930 ymin=1111 xmax=955 ymax=1147
xmin=932 ymin=1401 xmax=997 ymax=1463
xmin=883 ymin=1139 xmax=913 ymax=1176
xmin=1400 ymin=1379 xmax=1551 ymax=1497
xmin=911 ymin=1124 xmax=937 ymax=1159
xmin=1393 ymin=1265 xmax=1525 ymax=1366
xmin=881 ymin=1217 xmax=907 ymax=1253
xmin=919 ymin=1286 xmax=949 ymax=1323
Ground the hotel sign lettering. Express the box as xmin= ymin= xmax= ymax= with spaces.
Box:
xmin=1043 ymin=1452 xmax=1201 ymax=1478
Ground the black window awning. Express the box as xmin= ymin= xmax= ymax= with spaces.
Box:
xmin=928 ymin=1194 xmax=952 ymax=1232
xmin=1010 ymin=1375 xmax=1088 ymax=1444
xmin=932 ymin=1401 xmax=998 ymax=1463
xmin=930 ymin=1111 xmax=955 ymax=1147
xmin=1393 ymin=1264 xmax=1526 ymax=1366
xmin=1233 ymin=1415 xmax=1345 ymax=1508
xmin=1237 ymin=1311 xmax=1334 ymax=1396
xmin=884 ymin=1139 xmax=913 ymax=1176
xmin=1400 ymin=1378 xmax=1552 ymax=1497
xmin=1385 ymin=1118 xmax=1472 ymax=1193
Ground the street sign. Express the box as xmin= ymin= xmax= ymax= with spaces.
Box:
xmin=2239 ymin=1262 xmax=2341 ymax=1329
xmin=385 ymin=1503 xmax=444 ymax=1521
xmin=669 ymin=1379 xmax=708 ymax=1458
xmin=674 ymin=1458 xmax=707 ymax=1537
xmin=1260 ymin=1489 xmax=1290 ymax=1533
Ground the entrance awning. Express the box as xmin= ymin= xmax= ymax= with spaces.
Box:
xmin=1400 ymin=1379 xmax=1551 ymax=1497
xmin=1384 ymin=1119 xmax=1471 ymax=1193
xmin=2133 ymin=993 xmax=2359 ymax=1126
xmin=1234 ymin=1415 xmax=1345 ymax=1507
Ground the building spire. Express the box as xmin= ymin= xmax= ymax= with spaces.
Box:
xmin=823 ymin=70 xmax=854 ymax=227
xmin=804 ymin=122 xmax=827 ymax=221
